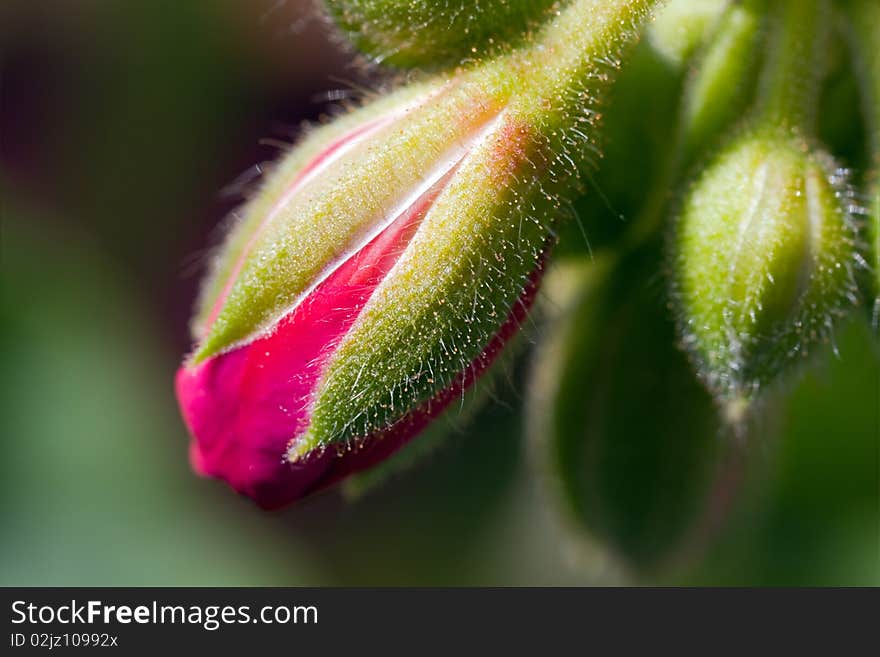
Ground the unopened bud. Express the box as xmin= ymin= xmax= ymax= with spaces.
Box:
xmin=676 ymin=0 xmax=765 ymax=166
xmin=672 ymin=129 xmax=858 ymax=406
xmin=647 ymin=0 xmax=727 ymax=67
xmin=177 ymin=0 xmax=657 ymax=508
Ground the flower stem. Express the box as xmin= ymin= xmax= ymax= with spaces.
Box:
xmin=753 ymin=0 xmax=831 ymax=135
xmin=510 ymin=0 xmax=659 ymax=124
xmin=624 ymin=0 xmax=766 ymax=248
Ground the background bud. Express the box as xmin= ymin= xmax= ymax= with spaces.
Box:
xmin=647 ymin=0 xmax=727 ymax=68
xmin=671 ymin=0 xmax=860 ymax=411
xmin=676 ymin=0 xmax=765 ymax=167
xmin=529 ymin=247 xmax=721 ymax=577
xmin=672 ymin=130 xmax=858 ymax=408
xmin=325 ymin=0 xmax=559 ymax=68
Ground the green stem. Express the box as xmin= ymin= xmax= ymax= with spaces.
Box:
xmin=678 ymin=0 xmax=766 ymax=166
xmin=624 ymin=0 xmax=766 ymax=248
xmin=753 ymin=0 xmax=830 ymax=135
xmin=511 ymin=0 xmax=659 ymax=123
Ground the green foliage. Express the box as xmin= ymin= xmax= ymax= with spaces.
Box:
xmin=530 ymin=247 xmax=721 ymax=575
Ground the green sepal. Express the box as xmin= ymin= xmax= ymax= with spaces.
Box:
xmin=294 ymin=0 xmax=659 ymax=453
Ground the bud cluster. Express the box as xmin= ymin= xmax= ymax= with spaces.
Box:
xmin=175 ymin=0 xmax=876 ymax=541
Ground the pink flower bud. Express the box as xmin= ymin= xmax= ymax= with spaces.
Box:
xmin=176 ymin=80 xmax=544 ymax=508
xmin=176 ymin=0 xmax=656 ymax=508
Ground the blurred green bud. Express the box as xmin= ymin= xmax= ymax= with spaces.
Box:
xmin=672 ymin=129 xmax=859 ymax=410
xmin=647 ymin=0 xmax=727 ymax=67
xmin=325 ymin=0 xmax=560 ymax=68
xmin=677 ymin=0 xmax=765 ymax=167
xmin=530 ymin=248 xmax=721 ymax=576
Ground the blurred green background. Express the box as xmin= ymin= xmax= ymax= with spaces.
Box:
xmin=1 ymin=0 xmax=877 ymax=585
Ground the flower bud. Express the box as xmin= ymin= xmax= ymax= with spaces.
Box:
xmin=325 ymin=0 xmax=558 ymax=68
xmin=529 ymin=248 xmax=720 ymax=576
xmin=647 ymin=0 xmax=727 ymax=67
xmin=676 ymin=0 xmax=765 ymax=167
xmin=176 ymin=0 xmax=656 ymax=508
xmin=177 ymin=78 xmax=542 ymax=509
xmin=671 ymin=129 xmax=859 ymax=408
xmin=671 ymin=0 xmax=860 ymax=411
